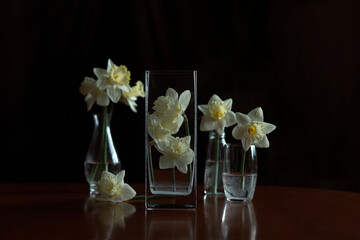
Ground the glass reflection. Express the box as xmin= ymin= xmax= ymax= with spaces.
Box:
xmin=145 ymin=209 xmax=196 ymax=240
xmin=221 ymin=202 xmax=257 ymax=240
xmin=84 ymin=198 xmax=136 ymax=240
xmin=203 ymin=195 xmax=227 ymax=237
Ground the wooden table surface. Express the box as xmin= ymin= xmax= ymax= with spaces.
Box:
xmin=0 ymin=183 xmax=359 ymax=240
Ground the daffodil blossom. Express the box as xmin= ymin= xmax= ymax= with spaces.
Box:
xmin=232 ymin=107 xmax=276 ymax=151
xmin=148 ymin=88 xmax=191 ymax=145
xmin=97 ymin=170 xmax=136 ymax=202
xmin=148 ymin=113 xmax=181 ymax=147
xmin=94 ymin=59 xmax=132 ymax=103
xmin=79 ymin=77 xmax=110 ymax=111
xmin=198 ymin=94 xmax=236 ymax=135
xmin=157 ymin=136 xmax=195 ymax=174
xmin=153 ymin=88 xmax=191 ymax=123
xmin=120 ymin=81 xmax=145 ymax=112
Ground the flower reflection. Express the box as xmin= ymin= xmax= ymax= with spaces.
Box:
xmin=145 ymin=209 xmax=196 ymax=240
xmin=84 ymin=198 xmax=136 ymax=240
xmin=221 ymin=202 xmax=257 ymax=240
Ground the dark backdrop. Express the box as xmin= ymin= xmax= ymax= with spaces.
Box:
xmin=1 ymin=0 xmax=360 ymax=192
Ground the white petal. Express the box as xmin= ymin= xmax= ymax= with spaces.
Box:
xmin=235 ymin=112 xmax=251 ymax=126
xmin=183 ymin=135 xmax=191 ymax=145
xmin=180 ymin=149 xmax=194 ymax=164
xmin=118 ymin=183 xmax=136 ymax=201
xmin=263 ymin=122 xmax=276 ymax=134
xmin=159 ymin=155 xmax=176 ymax=169
xmin=242 ymin=138 xmax=252 ymax=151
xmin=208 ymin=94 xmax=222 ymax=104
xmin=85 ymin=94 xmax=96 ymax=111
xmin=101 ymin=171 xmax=115 ymax=180
xmin=96 ymin=92 xmax=110 ymax=107
xmin=198 ymin=105 xmax=210 ymax=115
xmin=223 ymin=98 xmax=233 ymax=111
xmin=200 ymin=115 xmax=217 ymax=132
xmin=107 ymin=59 xmax=114 ymax=72
xmin=254 ymin=135 xmax=270 ymax=148
xmin=225 ymin=111 xmax=237 ymax=127
xmin=232 ymin=126 xmax=244 ymax=140
xmin=179 ymin=90 xmax=191 ymax=111
xmin=215 ymin=120 xmax=225 ymax=135
xmin=166 ymin=88 xmax=178 ymax=102
xmin=120 ymin=84 xmax=131 ymax=93
xmin=175 ymin=162 xmax=188 ymax=174
xmin=93 ymin=68 xmax=108 ymax=79
xmin=115 ymin=170 xmax=125 ymax=186
xmin=248 ymin=107 xmax=263 ymax=122
xmin=107 ymin=87 xmax=122 ymax=103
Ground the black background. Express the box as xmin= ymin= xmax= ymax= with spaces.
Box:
xmin=1 ymin=0 xmax=360 ymax=192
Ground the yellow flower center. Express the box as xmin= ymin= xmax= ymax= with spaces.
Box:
xmin=106 ymin=184 xmax=121 ymax=198
xmin=248 ymin=125 xmax=256 ymax=135
xmin=209 ymin=101 xmax=227 ymax=120
xmin=110 ymin=65 xmax=130 ymax=85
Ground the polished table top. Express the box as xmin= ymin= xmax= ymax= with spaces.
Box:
xmin=1 ymin=184 xmax=360 ymax=240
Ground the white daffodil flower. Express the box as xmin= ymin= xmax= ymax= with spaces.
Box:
xmin=97 ymin=170 xmax=136 ymax=202
xmin=198 ymin=94 xmax=236 ymax=135
xmin=120 ymin=81 xmax=146 ymax=113
xmin=157 ymin=136 xmax=195 ymax=174
xmin=232 ymin=107 xmax=276 ymax=151
xmin=153 ymin=88 xmax=191 ymax=123
xmin=79 ymin=77 xmax=110 ymax=111
xmin=148 ymin=113 xmax=181 ymax=147
xmin=148 ymin=88 xmax=191 ymax=145
xmin=94 ymin=59 xmax=132 ymax=103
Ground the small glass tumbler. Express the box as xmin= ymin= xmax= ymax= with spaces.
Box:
xmin=222 ymin=143 xmax=257 ymax=201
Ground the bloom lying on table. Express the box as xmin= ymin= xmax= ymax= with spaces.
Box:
xmin=97 ymin=170 xmax=136 ymax=202
xmin=80 ymin=59 xmax=144 ymax=202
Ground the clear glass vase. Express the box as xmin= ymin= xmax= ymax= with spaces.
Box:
xmin=222 ymin=143 xmax=257 ymax=202
xmin=145 ymin=70 xmax=197 ymax=209
xmin=84 ymin=109 xmax=121 ymax=197
xmin=204 ymin=131 xmax=226 ymax=195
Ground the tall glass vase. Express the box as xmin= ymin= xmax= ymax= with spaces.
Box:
xmin=145 ymin=70 xmax=197 ymax=209
xmin=84 ymin=108 xmax=121 ymax=197
xmin=204 ymin=131 xmax=226 ymax=195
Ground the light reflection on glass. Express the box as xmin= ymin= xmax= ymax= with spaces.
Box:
xmin=203 ymin=195 xmax=227 ymax=237
xmin=221 ymin=201 xmax=257 ymax=240
xmin=84 ymin=198 xmax=136 ymax=240
xmin=145 ymin=209 xmax=196 ymax=240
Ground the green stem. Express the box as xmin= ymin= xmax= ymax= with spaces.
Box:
xmin=211 ymin=133 xmax=220 ymax=194
xmin=183 ymin=113 xmax=193 ymax=183
xmin=239 ymin=149 xmax=246 ymax=190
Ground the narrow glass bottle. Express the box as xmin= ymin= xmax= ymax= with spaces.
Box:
xmin=204 ymin=131 xmax=226 ymax=195
xmin=84 ymin=109 xmax=121 ymax=197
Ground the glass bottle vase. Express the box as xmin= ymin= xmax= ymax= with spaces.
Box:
xmin=145 ymin=70 xmax=197 ymax=209
xmin=204 ymin=131 xmax=226 ymax=195
xmin=84 ymin=109 xmax=121 ymax=197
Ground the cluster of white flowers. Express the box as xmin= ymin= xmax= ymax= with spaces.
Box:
xmin=148 ymin=88 xmax=194 ymax=174
xmin=79 ymin=59 xmax=145 ymax=112
xmin=199 ymin=95 xmax=276 ymax=151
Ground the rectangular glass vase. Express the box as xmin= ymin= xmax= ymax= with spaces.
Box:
xmin=145 ymin=70 xmax=197 ymax=209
